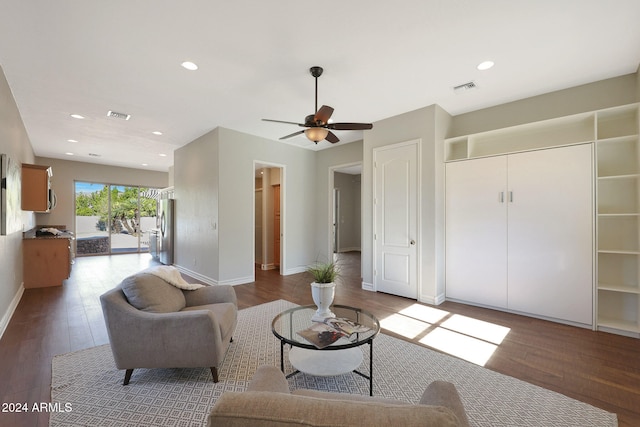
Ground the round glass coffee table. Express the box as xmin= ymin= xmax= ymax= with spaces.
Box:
xmin=271 ymin=304 xmax=380 ymax=395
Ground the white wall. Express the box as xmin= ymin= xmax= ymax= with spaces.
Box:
xmin=0 ymin=65 xmax=35 ymax=337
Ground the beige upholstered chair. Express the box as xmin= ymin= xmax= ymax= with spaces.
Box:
xmin=100 ymin=269 xmax=237 ymax=385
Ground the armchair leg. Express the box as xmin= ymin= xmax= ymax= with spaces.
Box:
xmin=210 ymin=367 xmax=219 ymax=383
xmin=123 ymin=369 xmax=134 ymax=385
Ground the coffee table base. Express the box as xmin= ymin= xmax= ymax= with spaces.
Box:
xmin=289 ymin=347 xmax=363 ymax=376
xmin=283 ymin=343 xmax=375 ymax=396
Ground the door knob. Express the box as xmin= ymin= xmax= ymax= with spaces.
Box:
xmin=410 ymin=240 xmax=416 ymax=245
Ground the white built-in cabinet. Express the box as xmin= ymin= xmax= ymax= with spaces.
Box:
xmin=445 ymin=102 xmax=640 ymax=337
xmin=446 ymin=144 xmax=593 ymax=325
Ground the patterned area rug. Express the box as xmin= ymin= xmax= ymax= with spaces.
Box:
xmin=51 ymin=299 xmax=617 ymax=426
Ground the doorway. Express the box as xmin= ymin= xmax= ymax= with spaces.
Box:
xmin=373 ymin=140 xmax=419 ymax=299
xmin=254 ymin=162 xmax=284 ymax=273
xmin=74 ymin=181 xmax=158 ymax=256
xmin=330 ymin=163 xmax=362 ymax=272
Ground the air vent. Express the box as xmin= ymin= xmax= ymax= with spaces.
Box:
xmin=107 ymin=110 xmax=131 ymax=120
xmin=453 ymin=81 xmax=477 ymax=92
xmin=88 ymin=153 xmax=101 ymax=157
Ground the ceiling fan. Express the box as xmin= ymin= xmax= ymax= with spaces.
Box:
xmin=263 ymin=66 xmax=373 ymax=144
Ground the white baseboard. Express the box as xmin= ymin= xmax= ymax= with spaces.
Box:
xmin=0 ymin=282 xmax=24 ymax=340
xmin=419 ymin=292 xmax=446 ymax=306
xmin=362 ymin=281 xmax=375 ymax=292
xmin=218 ymin=275 xmax=254 ymax=286
xmin=173 ymin=265 xmax=255 ymax=287
xmin=282 ymin=265 xmax=307 ymax=276
xmin=173 ymin=265 xmax=217 ymax=286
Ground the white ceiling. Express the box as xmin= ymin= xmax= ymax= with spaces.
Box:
xmin=1 ymin=1 xmax=639 ymax=172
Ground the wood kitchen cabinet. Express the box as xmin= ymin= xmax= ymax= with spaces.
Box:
xmin=23 ymin=238 xmax=72 ymax=288
xmin=21 ymin=163 xmax=54 ymax=212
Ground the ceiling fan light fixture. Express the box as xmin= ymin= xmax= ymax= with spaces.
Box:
xmin=305 ymin=127 xmax=329 ymax=143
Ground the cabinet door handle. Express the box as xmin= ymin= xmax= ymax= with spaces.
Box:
xmin=509 ymin=191 xmax=514 ymax=203
xmin=499 ymin=192 xmax=504 ymax=203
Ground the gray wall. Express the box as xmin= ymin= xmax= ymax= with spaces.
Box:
xmin=174 ymin=127 xmax=317 ymax=285
xmin=450 ymin=73 xmax=638 ymax=137
xmin=0 ymin=65 xmax=35 ymax=336
xmin=363 ymin=104 xmax=450 ymax=304
xmin=314 ymin=141 xmax=363 ymax=262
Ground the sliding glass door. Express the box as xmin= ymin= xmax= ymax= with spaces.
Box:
xmin=75 ymin=181 xmax=158 ymax=256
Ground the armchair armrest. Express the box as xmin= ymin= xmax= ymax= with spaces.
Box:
xmin=420 ymin=380 xmax=470 ymax=427
xmin=246 ymin=365 xmax=291 ymax=393
xmin=183 ymin=285 xmax=237 ymax=308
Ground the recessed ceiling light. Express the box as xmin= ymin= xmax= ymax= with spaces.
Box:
xmin=65 ymin=152 xmax=74 ymax=156
xmin=181 ymin=61 xmax=198 ymax=71
xmin=141 ymin=163 xmax=148 ymax=166
xmin=70 ymin=114 xmax=85 ymax=119
xmin=67 ymin=139 xmax=78 ymax=143
xmin=477 ymin=60 xmax=495 ymax=71
xmin=159 ymin=153 xmax=167 ymax=157
xmin=152 ymin=131 xmax=163 ymax=136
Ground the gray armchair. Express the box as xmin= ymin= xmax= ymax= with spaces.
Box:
xmin=100 ymin=270 xmax=237 ymax=385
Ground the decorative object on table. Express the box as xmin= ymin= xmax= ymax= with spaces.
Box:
xmin=297 ymin=316 xmax=372 ymax=349
xmin=307 ymin=261 xmax=340 ymax=321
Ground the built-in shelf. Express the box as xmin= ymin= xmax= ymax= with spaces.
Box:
xmin=445 ymin=103 xmax=640 ymax=337
xmin=595 ymin=103 xmax=640 ymax=337
xmin=445 ymin=112 xmax=595 ymax=162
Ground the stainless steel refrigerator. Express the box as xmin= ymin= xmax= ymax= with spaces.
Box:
xmin=158 ymin=198 xmax=174 ymax=265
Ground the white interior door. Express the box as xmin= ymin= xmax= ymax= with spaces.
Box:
xmin=507 ymin=144 xmax=593 ymax=325
xmin=445 ymin=156 xmax=508 ymax=308
xmin=374 ymin=141 xmax=418 ymax=299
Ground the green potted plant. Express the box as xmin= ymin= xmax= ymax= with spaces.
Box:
xmin=307 ymin=261 xmax=340 ymax=321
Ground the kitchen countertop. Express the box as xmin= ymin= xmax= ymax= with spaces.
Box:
xmin=23 ymin=227 xmax=75 ymax=240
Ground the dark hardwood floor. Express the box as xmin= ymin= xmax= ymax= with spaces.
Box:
xmin=1 ymin=252 xmax=639 ymax=426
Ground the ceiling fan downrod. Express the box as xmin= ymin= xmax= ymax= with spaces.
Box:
xmin=310 ymin=66 xmax=323 ymax=116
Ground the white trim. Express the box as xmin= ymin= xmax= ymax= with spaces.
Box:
xmin=420 ymin=292 xmax=446 ymax=306
xmin=362 ymin=281 xmax=375 ymax=292
xmin=174 ymin=264 xmax=255 ymax=286
xmin=282 ymin=265 xmax=307 ymax=276
xmin=218 ymin=275 xmax=255 ymax=286
xmin=173 ymin=265 xmax=217 ymax=285
xmin=0 ymin=282 xmax=24 ymax=340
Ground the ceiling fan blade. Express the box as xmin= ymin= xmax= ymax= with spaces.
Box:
xmin=263 ymin=118 xmax=305 ymax=126
xmin=279 ymin=130 xmax=305 ymax=140
xmin=325 ymin=131 xmax=340 ymax=144
xmin=314 ymin=105 xmax=334 ymax=124
xmin=327 ymin=122 xmax=373 ymax=130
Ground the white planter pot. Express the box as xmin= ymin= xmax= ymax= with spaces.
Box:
xmin=310 ymin=282 xmax=336 ymax=321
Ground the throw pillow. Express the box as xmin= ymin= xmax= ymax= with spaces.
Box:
xmin=120 ymin=272 xmax=186 ymax=313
